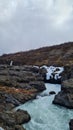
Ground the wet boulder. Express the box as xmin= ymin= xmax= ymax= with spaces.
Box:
xmin=15 ymin=109 xmax=31 ymax=124
xmin=53 ymin=78 xmax=73 ymax=109
xmin=49 ymin=91 xmax=56 ymax=95
xmin=0 ymin=109 xmax=30 ymax=130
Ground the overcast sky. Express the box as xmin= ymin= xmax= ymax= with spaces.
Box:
xmin=0 ymin=0 xmax=73 ymax=55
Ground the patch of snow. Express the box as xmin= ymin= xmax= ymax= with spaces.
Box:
xmin=40 ymin=65 xmax=48 ymax=69
xmin=33 ymin=65 xmax=39 ymax=69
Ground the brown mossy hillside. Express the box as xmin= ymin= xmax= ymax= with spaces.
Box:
xmin=0 ymin=42 xmax=73 ymax=66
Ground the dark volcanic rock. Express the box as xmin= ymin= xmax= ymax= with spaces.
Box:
xmin=53 ymin=91 xmax=73 ymax=109
xmin=15 ymin=109 xmax=31 ymax=124
xmin=49 ymin=91 xmax=56 ymax=95
xmin=53 ymin=78 xmax=73 ymax=109
xmin=0 ymin=109 xmax=30 ymax=130
xmin=45 ymin=78 xmax=61 ymax=84
xmin=69 ymin=119 xmax=73 ymax=130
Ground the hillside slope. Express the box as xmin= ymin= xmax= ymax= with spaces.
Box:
xmin=0 ymin=42 xmax=73 ymax=66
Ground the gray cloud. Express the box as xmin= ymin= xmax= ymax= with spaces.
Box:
xmin=0 ymin=0 xmax=73 ymax=55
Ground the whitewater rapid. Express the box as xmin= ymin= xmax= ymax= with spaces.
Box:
xmin=17 ymin=84 xmax=73 ymax=130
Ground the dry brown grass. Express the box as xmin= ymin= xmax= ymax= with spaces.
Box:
xmin=0 ymin=42 xmax=73 ymax=66
xmin=0 ymin=85 xmax=37 ymax=95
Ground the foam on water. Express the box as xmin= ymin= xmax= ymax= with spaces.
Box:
xmin=17 ymin=83 xmax=73 ymax=130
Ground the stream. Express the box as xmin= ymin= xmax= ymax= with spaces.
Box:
xmin=17 ymin=83 xmax=73 ymax=130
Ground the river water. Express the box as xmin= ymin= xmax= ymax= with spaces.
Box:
xmin=17 ymin=83 xmax=73 ymax=130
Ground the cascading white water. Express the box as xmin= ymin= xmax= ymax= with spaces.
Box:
xmin=17 ymin=84 xmax=73 ymax=130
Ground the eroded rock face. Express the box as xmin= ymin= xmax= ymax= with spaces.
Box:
xmin=0 ymin=65 xmax=45 ymax=130
xmin=0 ymin=65 xmax=44 ymax=88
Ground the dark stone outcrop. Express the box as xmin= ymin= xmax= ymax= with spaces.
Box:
xmin=69 ymin=119 xmax=73 ymax=130
xmin=52 ymin=66 xmax=73 ymax=129
xmin=53 ymin=91 xmax=73 ymax=109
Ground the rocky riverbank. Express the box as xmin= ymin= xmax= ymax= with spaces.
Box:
xmin=52 ymin=65 xmax=73 ymax=130
xmin=53 ymin=65 xmax=73 ymax=108
xmin=0 ymin=65 xmax=46 ymax=130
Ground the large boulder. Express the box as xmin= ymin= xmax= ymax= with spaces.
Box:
xmin=53 ymin=78 xmax=73 ymax=109
xmin=0 ymin=109 xmax=30 ymax=130
xmin=53 ymin=91 xmax=73 ymax=109
xmin=15 ymin=109 xmax=31 ymax=124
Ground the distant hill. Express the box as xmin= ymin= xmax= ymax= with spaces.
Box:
xmin=0 ymin=42 xmax=73 ymax=66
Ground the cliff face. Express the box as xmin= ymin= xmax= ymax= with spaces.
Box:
xmin=0 ymin=42 xmax=73 ymax=66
